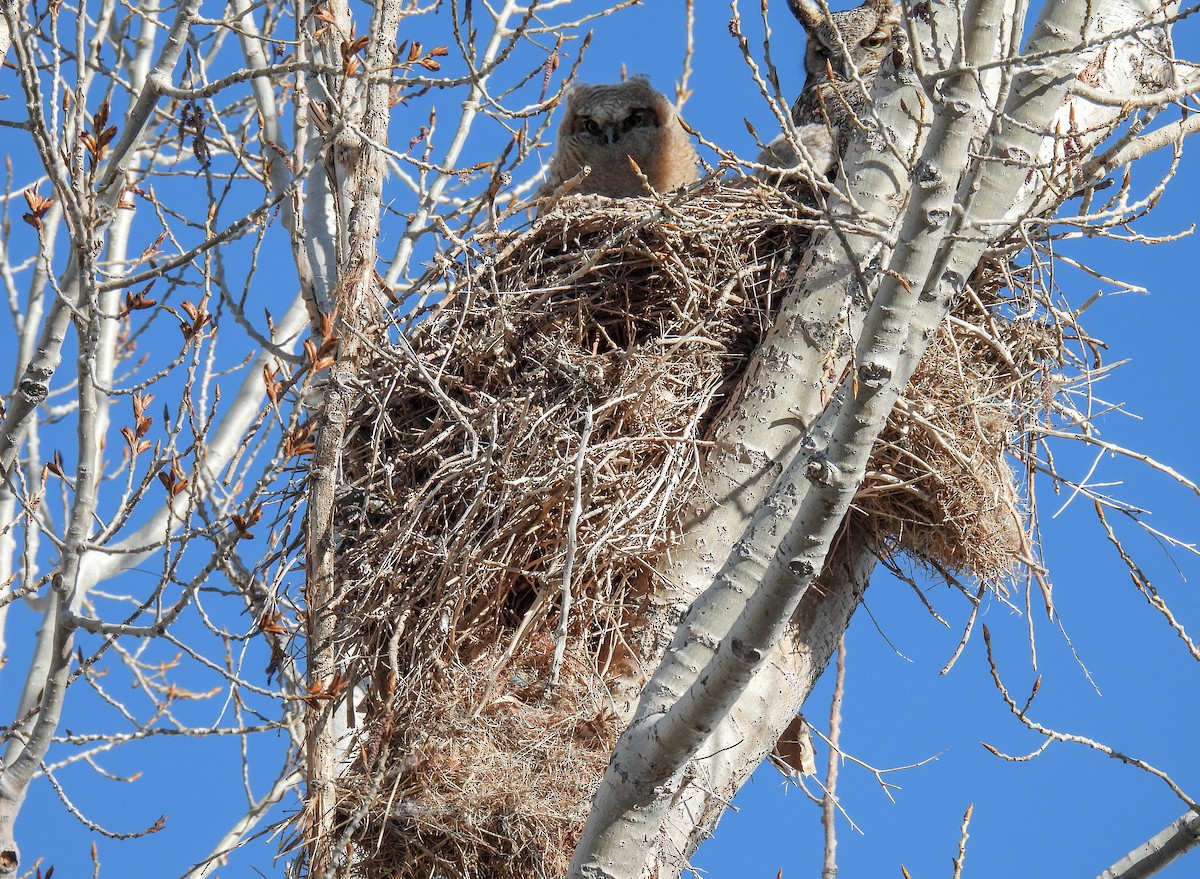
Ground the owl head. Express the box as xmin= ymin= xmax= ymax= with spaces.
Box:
xmin=561 ymin=78 xmax=671 ymax=148
xmin=788 ymin=0 xmax=898 ymax=82
xmin=542 ymin=76 xmax=698 ymax=200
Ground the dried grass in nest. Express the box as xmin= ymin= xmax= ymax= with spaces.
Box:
xmin=341 ymin=636 xmax=616 ymax=879
xmin=856 ymin=273 xmax=1056 ymax=584
xmin=330 ymin=183 xmax=1052 ymax=877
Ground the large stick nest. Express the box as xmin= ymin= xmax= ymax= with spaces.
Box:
xmin=328 ymin=181 xmax=1056 ymax=878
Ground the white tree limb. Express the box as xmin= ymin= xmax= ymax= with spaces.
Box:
xmin=569 ymin=0 xmax=1178 ymax=875
xmin=1096 ymin=811 xmax=1200 ymax=879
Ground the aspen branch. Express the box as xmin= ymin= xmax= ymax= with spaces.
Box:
xmin=1096 ymin=811 xmax=1200 ymax=879
xmin=569 ymin=0 xmax=1175 ymax=874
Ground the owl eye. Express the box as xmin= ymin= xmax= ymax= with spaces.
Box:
xmin=860 ymin=30 xmax=890 ymax=50
xmin=621 ymin=111 xmax=646 ymax=132
xmin=581 ymin=118 xmax=601 ymax=135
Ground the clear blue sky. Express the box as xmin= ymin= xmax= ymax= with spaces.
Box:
xmin=4 ymin=2 xmax=1199 ymax=877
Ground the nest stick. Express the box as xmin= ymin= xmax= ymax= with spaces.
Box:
xmin=552 ymin=404 xmax=594 ymax=691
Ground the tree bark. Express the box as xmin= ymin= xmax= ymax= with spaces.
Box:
xmin=666 ymin=535 xmax=875 ymax=869
xmin=1097 ymin=811 xmax=1200 ymax=879
xmin=569 ymin=0 xmax=1178 ymax=876
xmin=302 ymin=0 xmax=406 ymax=874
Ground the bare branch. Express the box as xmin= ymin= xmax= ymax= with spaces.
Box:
xmin=1096 ymin=811 xmax=1200 ymax=879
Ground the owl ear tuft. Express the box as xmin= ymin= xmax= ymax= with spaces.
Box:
xmin=865 ymin=0 xmax=895 ymax=15
xmin=786 ymin=0 xmax=825 ymax=31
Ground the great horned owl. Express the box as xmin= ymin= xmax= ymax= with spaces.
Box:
xmin=788 ymin=0 xmax=899 ymax=126
xmin=539 ymin=77 xmax=699 ymax=203
xmin=758 ymin=0 xmax=901 ymax=178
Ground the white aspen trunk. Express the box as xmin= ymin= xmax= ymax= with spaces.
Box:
xmin=568 ymin=1 xmax=1179 ymax=876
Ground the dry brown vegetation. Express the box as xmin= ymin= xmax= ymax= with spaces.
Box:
xmin=327 ymin=180 xmax=1065 ymax=877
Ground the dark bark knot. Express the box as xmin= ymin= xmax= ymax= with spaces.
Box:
xmin=729 ymin=638 xmax=763 ymax=664
xmin=857 ymin=361 xmax=892 ymax=388
xmin=18 ymin=377 xmax=48 ymax=403
xmin=941 ymin=268 xmax=966 ymax=293
xmin=804 ymin=455 xmax=836 ymax=486
xmin=925 ymin=206 xmax=950 ymax=227
xmin=788 ymin=558 xmax=815 ymax=578
xmin=914 ymin=159 xmax=942 ymax=190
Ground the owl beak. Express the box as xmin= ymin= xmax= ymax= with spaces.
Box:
xmin=602 ymin=124 xmax=621 ymax=145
